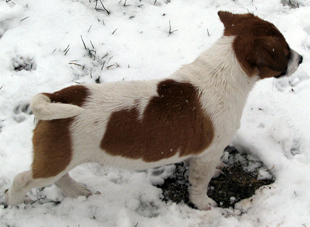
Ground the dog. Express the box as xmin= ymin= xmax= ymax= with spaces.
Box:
xmin=5 ymin=11 xmax=303 ymax=210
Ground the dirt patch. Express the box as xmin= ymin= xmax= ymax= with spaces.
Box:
xmin=157 ymin=146 xmax=275 ymax=208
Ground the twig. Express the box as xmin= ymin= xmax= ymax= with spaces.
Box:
xmin=64 ymin=48 xmax=70 ymax=55
xmin=112 ymin=28 xmax=118 ymax=35
xmin=90 ymin=40 xmax=95 ymax=49
xmin=64 ymin=45 xmax=70 ymax=55
xmin=168 ymin=20 xmax=178 ymax=36
xmin=80 ymin=35 xmax=87 ymax=49
xmin=207 ymin=29 xmax=210 ymax=37
xmin=101 ymin=60 xmax=106 ymax=70
xmin=265 ymin=165 xmax=275 ymax=172
xmin=107 ymin=64 xmax=115 ymax=69
xmin=21 ymin=16 xmax=29 ymax=22
xmin=88 ymin=49 xmax=96 ymax=58
xmin=88 ymin=25 xmax=92 ymax=32
xmin=96 ymin=0 xmax=110 ymax=15
xmin=69 ymin=62 xmax=84 ymax=67
xmin=123 ymin=0 xmax=130 ymax=6
xmin=102 ymin=52 xmax=109 ymax=59
xmin=107 ymin=56 xmax=113 ymax=64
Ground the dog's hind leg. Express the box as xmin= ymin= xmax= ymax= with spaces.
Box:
xmin=55 ymin=173 xmax=91 ymax=198
xmin=4 ymin=170 xmax=63 ymax=206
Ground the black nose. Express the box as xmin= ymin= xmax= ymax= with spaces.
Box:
xmin=299 ymin=55 xmax=303 ymax=65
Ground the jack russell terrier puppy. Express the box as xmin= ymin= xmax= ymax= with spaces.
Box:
xmin=5 ymin=11 xmax=303 ymax=210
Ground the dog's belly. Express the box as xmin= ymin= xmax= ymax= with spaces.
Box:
xmin=70 ymin=113 xmax=235 ymax=171
xmin=70 ymin=116 xmax=205 ymax=170
xmin=95 ymin=149 xmax=189 ymax=170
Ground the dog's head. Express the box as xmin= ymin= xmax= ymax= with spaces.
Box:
xmin=218 ymin=11 xmax=303 ymax=79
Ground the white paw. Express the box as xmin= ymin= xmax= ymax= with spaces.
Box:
xmin=4 ymin=189 xmax=28 ymax=207
xmin=212 ymin=169 xmax=223 ymax=178
xmin=61 ymin=182 xmax=92 ymax=198
xmin=190 ymin=194 xmax=217 ymax=210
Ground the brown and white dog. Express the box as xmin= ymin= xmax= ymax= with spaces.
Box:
xmin=5 ymin=11 xmax=303 ymax=210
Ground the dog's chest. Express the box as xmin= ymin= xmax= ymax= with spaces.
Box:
xmin=198 ymin=85 xmax=251 ymax=148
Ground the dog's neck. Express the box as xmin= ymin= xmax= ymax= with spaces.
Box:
xmin=174 ymin=36 xmax=259 ymax=102
xmin=172 ymin=36 xmax=260 ymax=130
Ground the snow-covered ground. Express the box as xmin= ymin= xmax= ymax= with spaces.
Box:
xmin=0 ymin=0 xmax=310 ymax=226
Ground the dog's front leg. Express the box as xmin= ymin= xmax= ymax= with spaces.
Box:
xmin=188 ymin=151 xmax=222 ymax=210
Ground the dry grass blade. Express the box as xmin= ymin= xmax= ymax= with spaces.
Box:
xmin=95 ymin=0 xmax=110 ymax=15
xmin=168 ymin=20 xmax=178 ymax=36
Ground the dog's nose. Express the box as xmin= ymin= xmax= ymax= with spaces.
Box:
xmin=298 ymin=55 xmax=303 ymax=65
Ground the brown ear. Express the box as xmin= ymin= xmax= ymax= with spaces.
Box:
xmin=218 ymin=11 xmax=255 ymax=30
xmin=218 ymin=11 xmax=235 ymax=29
xmin=255 ymin=37 xmax=288 ymax=73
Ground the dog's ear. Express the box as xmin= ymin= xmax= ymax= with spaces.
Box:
xmin=218 ymin=11 xmax=255 ymax=30
xmin=253 ymin=37 xmax=289 ymax=78
xmin=255 ymin=37 xmax=288 ymax=73
xmin=218 ymin=11 xmax=234 ymax=29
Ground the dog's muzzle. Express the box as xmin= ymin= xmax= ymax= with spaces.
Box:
xmin=275 ymin=50 xmax=303 ymax=79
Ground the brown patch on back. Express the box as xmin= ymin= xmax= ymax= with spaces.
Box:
xmin=218 ymin=11 xmax=291 ymax=79
xmin=32 ymin=85 xmax=89 ymax=179
xmin=101 ymin=80 xmax=214 ymax=162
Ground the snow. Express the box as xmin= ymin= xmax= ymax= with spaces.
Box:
xmin=0 ymin=0 xmax=310 ymax=226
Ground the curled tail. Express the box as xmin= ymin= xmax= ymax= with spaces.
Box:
xmin=31 ymin=93 xmax=84 ymax=120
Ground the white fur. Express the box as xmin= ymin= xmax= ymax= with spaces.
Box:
xmin=31 ymin=93 xmax=84 ymax=120
xmin=286 ymin=49 xmax=302 ymax=77
xmin=5 ymin=35 xmax=301 ymax=210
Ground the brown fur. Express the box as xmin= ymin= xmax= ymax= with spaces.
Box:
xmin=32 ymin=85 xmax=89 ymax=179
xmin=101 ymin=79 xmax=214 ymax=162
xmin=218 ymin=11 xmax=291 ymax=78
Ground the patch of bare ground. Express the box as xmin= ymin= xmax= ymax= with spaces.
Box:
xmin=157 ymin=146 xmax=274 ymax=208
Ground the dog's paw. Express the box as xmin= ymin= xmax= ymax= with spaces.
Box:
xmin=212 ymin=169 xmax=223 ymax=178
xmin=3 ymin=189 xmax=30 ymax=207
xmin=213 ymin=161 xmax=225 ymax=178
xmin=146 ymin=164 xmax=176 ymax=185
xmin=190 ymin=194 xmax=217 ymax=210
xmin=61 ymin=182 xmax=92 ymax=198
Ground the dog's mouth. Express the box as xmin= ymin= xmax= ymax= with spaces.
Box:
xmin=275 ymin=71 xmax=287 ymax=79
xmin=275 ymin=52 xmax=303 ymax=79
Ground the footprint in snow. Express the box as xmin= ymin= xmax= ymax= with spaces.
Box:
xmin=13 ymin=101 xmax=32 ymax=123
xmin=12 ymin=56 xmax=36 ymax=71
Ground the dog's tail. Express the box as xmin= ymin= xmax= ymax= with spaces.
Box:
xmin=30 ymin=94 xmax=84 ymax=120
